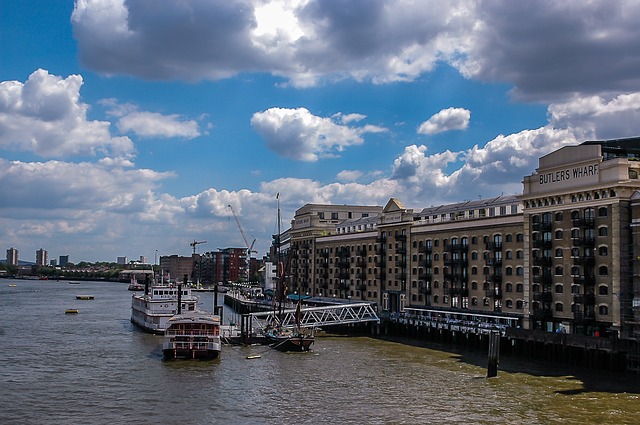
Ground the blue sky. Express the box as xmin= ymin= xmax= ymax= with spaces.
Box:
xmin=2 ymin=0 xmax=640 ymax=264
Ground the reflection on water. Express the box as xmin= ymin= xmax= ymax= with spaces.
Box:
xmin=1 ymin=279 xmax=639 ymax=425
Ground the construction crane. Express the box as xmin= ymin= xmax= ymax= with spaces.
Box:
xmin=228 ymin=204 xmax=257 ymax=258
xmin=190 ymin=239 xmax=207 ymax=255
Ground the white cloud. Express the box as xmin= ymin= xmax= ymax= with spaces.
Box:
xmin=117 ymin=111 xmax=200 ymax=139
xmin=101 ymin=99 xmax=202 ymax=139
xmin=0 ymin=159 xmax=172 ymax=213
xmin=251 ymin=107 xmax=386 ymax=161
xmin=336 ymin=170 xmax=363 ymax=182
xmin=0 ymin=69 xmax=134 ymax=158
xmin=71 ymin=1 xmax=640 ymax=100
xmin=334 ymin=113 xmax=366 ymax=124
xmin=548 ymin=92 xmax=640 ymax=140
xmin=418 ymin=107 xmax=471 ymax=135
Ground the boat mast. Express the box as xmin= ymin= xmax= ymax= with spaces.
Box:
xmin=276 ymin=193 xmax=284 ymax=321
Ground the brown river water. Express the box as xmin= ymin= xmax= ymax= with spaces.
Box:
xmin=1 ymin=279 xmax=639 ymax=424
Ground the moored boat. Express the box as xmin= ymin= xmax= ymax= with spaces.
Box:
xmin=65 ymin=309 xmax=79 ymax=314
xmin=263 ymin=325 xmax=314 ymax=352
xmin=264 ymin=193 xmax=315 ymax=352
xmin=127 ymin=274 xmax=145 ymax=291
xmin=162 ymin=311 xmax=221 ymax=360
xmin=76 ymin=295 xmax=94 ymax=300
xmin=131 ymin=282 xmax=199 ymax=334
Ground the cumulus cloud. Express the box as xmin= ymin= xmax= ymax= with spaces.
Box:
xmin=547 ymin=93 xmax=640 ymax=141
xmin=0 ymin=159 xmax=172 ymax=213
xmin=418 ymin=107 xmax=470 ymax=135
xmin=336 ymin=170 xmax=363 ymax=182
xmin=251 ymin=107 xmax=386 ymax=161
xmin=463 ymin=0 xmax=640 ymax=101
xmin=70 ymin=0 xmax=471 ymax=87
xmin=100 ymin=99 xmax=201 ymax=139
xmin=117 ymin=111 xmax=200 ymax=138
xmin=71 ymin=1 xmax=640 ymax=101
xmin=0 ymin=69 xmax=134 ymax=158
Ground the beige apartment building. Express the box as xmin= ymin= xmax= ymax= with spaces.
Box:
xmin=280 ymin=137 xmax=640 ymax=341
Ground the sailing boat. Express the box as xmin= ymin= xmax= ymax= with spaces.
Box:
xmin=263 ymin=193 xmax=314 ymax=352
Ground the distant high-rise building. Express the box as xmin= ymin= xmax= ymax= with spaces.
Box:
xmin=117 ymin=256 xmax=127 ymax=265
xmin=59 ymin=255 xmax=69 ymax=266
xmin=6 ymin=247 xmax=18 ymax=266
xmin=50 ymin=259 xmax=57 ymax=267
xmin=139 ymin=256 xmax=148 ymax=264
xmin=36 ymin=248 xmax=48 ymax=266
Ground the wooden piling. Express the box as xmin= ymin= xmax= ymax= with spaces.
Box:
xmin=487 ymin=330 xmax=500 ymax=378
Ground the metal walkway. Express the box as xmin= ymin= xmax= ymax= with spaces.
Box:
xmin=246 ymin=302 xmax=380 ymax=332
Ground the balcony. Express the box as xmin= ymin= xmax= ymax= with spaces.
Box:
xmin=572 ymin=237 xmax=595 ymax=247
xmin=533 ymin=257 xmax=553 ymax=266
xmin=573 ymin=293 xmax=596 ymax=306
xmin=532 ymin=240 xmax=552 ymax=249
xmin=531 ymin=308 xmax=553 ymax=319
xmin=572 ymin=217 xmax=595 ymax=228
xmin=419 ymin=245 xmax=432 ymax=254
xmin=486 ymin=242 xmax=503 ymax=250
xmin=572 ymin=257 xmax=595 ymax=266
xmin=532 ymin=221 xmax=552 ymax=231
xmin=533 ymin=291 xmax=552 ymax=302
xmin=419 ymin=285 xmax=431 ymax=295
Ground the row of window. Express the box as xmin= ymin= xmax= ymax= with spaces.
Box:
xmin=525 ymin=191 xmax=616 ymax=209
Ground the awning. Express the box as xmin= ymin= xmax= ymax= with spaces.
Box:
xmin=287 ymin=294 xmax=311 ymax=301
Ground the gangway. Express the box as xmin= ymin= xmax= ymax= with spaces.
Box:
xmin=242 ymin=303 xmax=379 ymax=336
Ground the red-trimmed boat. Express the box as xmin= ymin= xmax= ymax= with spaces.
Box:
xmin=162 ymin=311 xmax=222 ymax=361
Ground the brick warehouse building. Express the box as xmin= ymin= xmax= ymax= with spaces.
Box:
xmin=276 ymin=137 xmax=640 ymax=343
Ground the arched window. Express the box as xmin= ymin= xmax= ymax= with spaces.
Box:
xmin=506 ymin=283 xmax=513 ymax=292
xmin=516 ymin=267 xmax=524 ymax=276
xmin=471 ymin=266 xmax=478 ymax=275
xmin=555 ymin=302 xmax=563 ymax=312
xmin=598 ymin=207 xmax=608 ymax=217
xmin=555 ymin=230 xmax=563 ymax=239
xmin=555 ymin=284 xmax=563 ymax=293
xmin=555 ymin=212 xmax=563 ymax=221
xmin=599 ymin=305 xmax=609 ymax=315
xmin=599 ymin=266 xmax=609 ymax=276
xmin=599 ymin=246 xmax=608 ymax=256
xmin=433 ymin=295 xmax=439 ymax=303
xmin=506 ymin=299 xmax=513 ymax=308
xmin=599 ymin=227 xmax=608 ymax=236
xmin=555 ymin=266 xmax=563 ymax=276
xmin=505 ymin=267 xmax=513 ymax=276
xmin=571 ymin=266 xmax=580 ymax=276
xmin=555 ymin=248 xmax=563 ymax=257
xmin=471 ymin=297 xmax=478 ymax=306
xmin=516 ymin=283 xmax=524 ymax=293
xmin=599 ymin=285 xmax=608 ymax=295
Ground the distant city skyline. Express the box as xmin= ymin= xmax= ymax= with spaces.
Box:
xmin=2 ymin=1 xmax=640 ymax=262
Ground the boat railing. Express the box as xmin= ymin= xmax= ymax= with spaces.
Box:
xmin=165 ymin=329 xmax=220 ymax=337
xmin=163 ymin=341 xmax=220 ymax=350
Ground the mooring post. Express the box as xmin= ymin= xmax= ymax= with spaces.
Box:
xmin=241 ymin=314 xmax=249 ymax=344
xmin=487 ymin=330 xmax=500 ymax=378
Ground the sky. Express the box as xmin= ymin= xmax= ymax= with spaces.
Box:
xmin=2 ymin=0 xmax=640 ymax=264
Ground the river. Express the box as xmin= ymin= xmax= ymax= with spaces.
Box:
xmin=1 ymin=278 xmax=639 ymax=424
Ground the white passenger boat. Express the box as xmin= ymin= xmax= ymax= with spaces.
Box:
xmin=131 ymin=283 xmax=199 ymax=334
xmin=162 ymin=311 xmax=222 ymax=360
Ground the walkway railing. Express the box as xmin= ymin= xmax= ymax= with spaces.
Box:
xmin=247 ymin=302 xmax=380 ymax=331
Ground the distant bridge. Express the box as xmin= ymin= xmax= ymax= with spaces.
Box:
xmin=242 ymin=302 xmax=380 ymax=335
